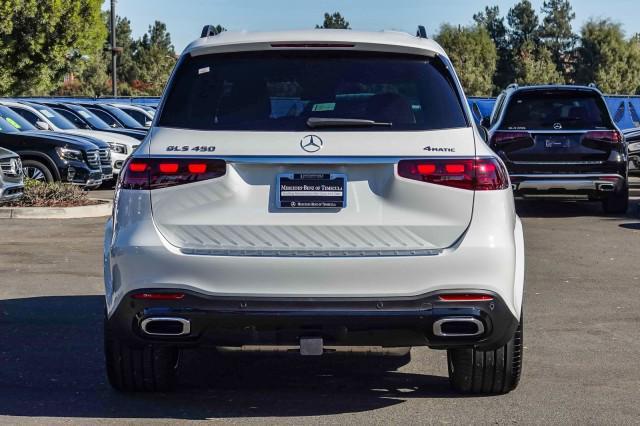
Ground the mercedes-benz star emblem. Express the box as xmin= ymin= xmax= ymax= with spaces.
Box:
xmin=300 ymin=135 xmax=323 ymax=153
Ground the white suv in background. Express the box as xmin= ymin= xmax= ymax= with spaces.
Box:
xmin=0 ymin=100 xmax=139 ymax=177
xmin=104 ymin=27 xmax=525 ymax=394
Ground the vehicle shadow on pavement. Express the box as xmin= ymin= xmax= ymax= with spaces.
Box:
xmin=515 ymin=199 xmax=639 ymax=218
xmin=0 ymin=295 xmax=465 ymax=421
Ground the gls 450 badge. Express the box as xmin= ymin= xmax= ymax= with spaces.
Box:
xmin=166 ymin=145 xmax=216 ymax=152
xmin=424 ymin=146 xmax=455 ymax=153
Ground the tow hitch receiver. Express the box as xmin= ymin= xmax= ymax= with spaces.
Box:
xmin=300 ymin=337 xmax=324 ymax=356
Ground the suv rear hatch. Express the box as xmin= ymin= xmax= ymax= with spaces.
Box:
xmin=147 ymin=50 xmax=476 ymax=255
xmin=492 ymin=89 xmax=619 ymax=174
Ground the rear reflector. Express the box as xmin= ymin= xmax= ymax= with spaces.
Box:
xmin=438 ymin=294 xmax=494 ymax=302
xmin=398 ymin=157 xmax=509 ymax=191
xmin=132 ymin=292 xmax=185 ymax=300
xmin=121 ymin=158 xmax=226 ymax=190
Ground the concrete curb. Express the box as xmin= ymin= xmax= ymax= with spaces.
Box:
xmin=0 ymin=199 xmax=112 ymax=219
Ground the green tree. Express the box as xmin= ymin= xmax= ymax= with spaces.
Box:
xmin=474 ymin=5 xmax=513 ymax=92
xmin=113 ymin=16 xmax=137 ymax=84
xmin=0 ymin=0 xmax=106 ymax=96
xmin=515 ymin=42 xmax=564 ymax=85
xmin=507 ymin=0 xmax=540 ymax=52
xmin=316 ymin=12 xmax=350 ymax=29
xmin=435 ymin=24 xmax=497 ymax=96
xmin=576 ymin=19 xmax=640 ymax=94
xmin=539 ymin=0 xmax=576 ymax=78
xmin=132 ymin=21 xmax=177 ymax=95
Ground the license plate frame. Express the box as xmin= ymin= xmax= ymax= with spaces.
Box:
xmin=276 ymin=173 xmax=346 ymax=209
xmin=545 ymin=136 xmax=571 ymax=148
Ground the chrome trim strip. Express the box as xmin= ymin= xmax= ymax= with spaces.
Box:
xmin=511 ymin=173 xmax=623 ymax=179
xmin=140 ymin=317 xmax=191 ymax=336
xmin=511 ymin=160 xmax=604 ymax=165
xmin=141 ymin=155 xmax=493 ymax=164
xmin=433 ymin=317 xmax=484 ymax=337
xmin=180 ymin=247 xmax=443 ymax=257
xmin=494 ymin=130 xmax=589 ymax=135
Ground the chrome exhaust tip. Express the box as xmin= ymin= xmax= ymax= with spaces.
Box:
xmin=598 ymin=183 xmax=615 ymax=192
xmin=140 ymin=317 xmax=191 ymax=336
xmin=433 ymin=317 xmax=485 ymax=337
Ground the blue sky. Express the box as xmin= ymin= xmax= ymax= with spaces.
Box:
xmin=107 ymin=0 xmax=640 ymax=52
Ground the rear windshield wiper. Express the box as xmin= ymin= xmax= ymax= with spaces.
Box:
xmin=306 ymin=117 xmax=392 ymax=129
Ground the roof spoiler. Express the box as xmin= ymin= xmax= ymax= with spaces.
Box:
xmin=416 ymin=25 xmax=427 ymax=39
xmin=201 ymin=25 xmax=219 ymax=38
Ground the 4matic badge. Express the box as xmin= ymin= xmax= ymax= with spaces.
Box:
xmin=423 ymin=145 xmax=455 ymax=153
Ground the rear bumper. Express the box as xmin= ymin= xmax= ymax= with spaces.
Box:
xmin=107 ymin=289 xmax=519 ymax=350
xmin=511 ymin=173 xmax=625 ymax=195
xmin=105 ymin=192 xmax=523 ymax=313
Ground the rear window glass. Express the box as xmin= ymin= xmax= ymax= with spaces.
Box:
xmin=501 ymin=91 xmax=612 ymax=130
xmin=159 ymin=51 xmax=468 ymax=131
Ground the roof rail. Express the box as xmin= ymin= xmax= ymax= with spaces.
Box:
xmin=416 ymin=25 xmax=427 ymax=39
xmin=506 ymin=83 xmax=519 ymax=90
xmin=200 ymin=25 xmax=219 ymax=38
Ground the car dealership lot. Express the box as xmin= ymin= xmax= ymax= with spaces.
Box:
xmin=1 ymin=185 xmax=639 ymax=424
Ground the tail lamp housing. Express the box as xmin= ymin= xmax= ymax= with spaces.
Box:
xmin=120 ymin=158 xmax=226 ymax=190
xmin=583 ymin=130 xmax=622 ymax=144
xmin=398 ymin=157 xmax=509 ymax=191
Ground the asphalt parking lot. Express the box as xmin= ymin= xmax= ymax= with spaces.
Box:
xmin=1 ymin=184 xmax=640 ymax=424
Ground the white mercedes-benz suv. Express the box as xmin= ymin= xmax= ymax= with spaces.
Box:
xmin=104 ymin=26 xmax=525 ymax=394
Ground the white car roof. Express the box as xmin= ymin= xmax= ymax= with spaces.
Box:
xmin=184 ymin=29 xmax=447 ymax=58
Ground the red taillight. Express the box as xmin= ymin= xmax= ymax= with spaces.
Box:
xmin=128 ymin=162 xmax=147 ymax=172
xmin=439 ymin=294 xmax=494 ymax=302
xmin=445 ymin=164 xmax=466 ymax=174
xmin=397 ymin=157 xmax=509 ymax=191
xmin=491 ymin=131 xmax=532 ymax=145
xmin=417 ymin=164 xmax=436 ymax=174
xmin=583 ymin=130 xmax=621 ymax=144
xmin=188 ymin=163 xmax=207 ymax=174
xmin=158 ymin=162 xmax=179 ymax=173
xmin=120 ymin=158 xmax=226 ymax=190
xmin=131 ymin=292 xmax=185 ymax=300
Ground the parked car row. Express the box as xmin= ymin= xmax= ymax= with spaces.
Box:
xmin=0 ymin=99 xmax=156 ymax=192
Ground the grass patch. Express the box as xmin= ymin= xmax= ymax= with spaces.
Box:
xmin=5 ymin=179 xmax=101 ymax=208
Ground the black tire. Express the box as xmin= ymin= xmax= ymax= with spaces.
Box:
xmin=602 ymin=185 xmax=629 ymax=214
xmin=104 ymin=314 xmax=179 ymax=392
xmin=22 ymin=159 xmax=55 ymax=183
xmin=447 ymin=317 xmax=523 ymax=395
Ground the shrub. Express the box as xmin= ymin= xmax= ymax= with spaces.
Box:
xmin=6 ymin=179 xmax=100 ymax=207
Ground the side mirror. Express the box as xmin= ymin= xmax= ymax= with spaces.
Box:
xmin=35 ymin=121 xmax=50 ymax=130
xmin=480 ymin=117 xmax=491 ymax=128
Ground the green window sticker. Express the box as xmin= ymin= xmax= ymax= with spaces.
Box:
xmin=5 ymin=117 xmax=21 ymax=129
xmin=311 ymin=102 xmax=336 ymax=112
